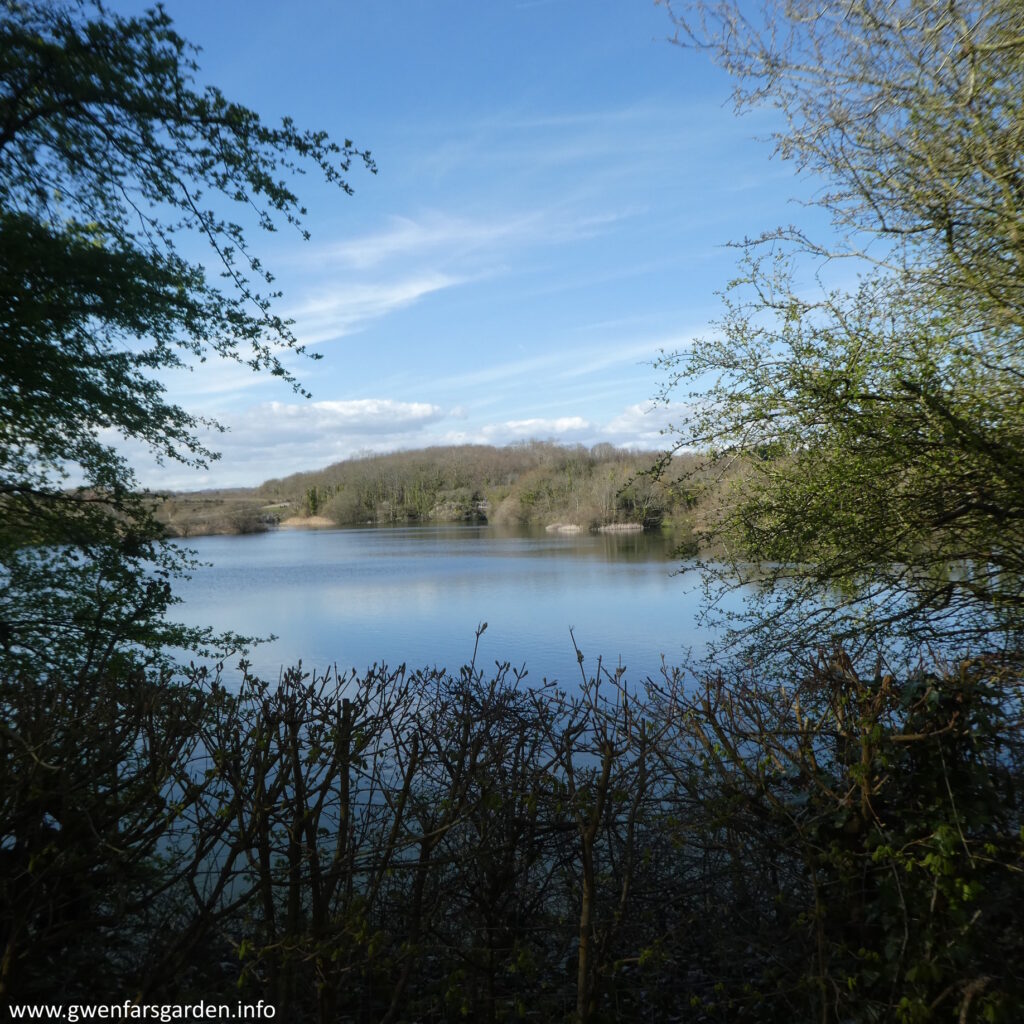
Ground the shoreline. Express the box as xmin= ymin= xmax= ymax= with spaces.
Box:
xmin=278 ymin=515 xmax=336 ymax=529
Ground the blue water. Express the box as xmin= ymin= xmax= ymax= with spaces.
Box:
xmin=171 ymin=524 xmax=711 ymax=687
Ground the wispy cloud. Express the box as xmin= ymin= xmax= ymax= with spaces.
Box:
xmin=310 ymin=212 xmax=537 ymax=270
xmin=423 ymin=334 xmax=693 ymax=400
xmin=303 ymin=206 xmax=633 ymax=273
xmin=226 ymin=399 xmax=446 ymax=442
xmin=552 ymin=337 xmax=687 ymax=381
xmin=159 ymin=359 xmax=284 ymax=401
xmin=287 ymin=274 xmax=462 ymax=346
xmin=481 ymin=415 xmax=592 ymax=442
xmin=424 ymin=349 xmax=570 ymax=394
xmin=408 ymin=99 xmax=747 ymax=190
xmin=279 ymin=201 xmax=637 ymax=354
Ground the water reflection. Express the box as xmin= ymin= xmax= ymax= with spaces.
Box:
xmin=171 ymin=524 xmax=705 ymax=686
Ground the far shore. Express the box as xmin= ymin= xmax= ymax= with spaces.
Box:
xmin=153 ymin=443 xmax=708 ymax=544
xmin=278 ymin=515 xmax=336 ymax=528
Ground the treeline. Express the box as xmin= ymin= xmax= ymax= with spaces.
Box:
xmin=155 ymin=492 xmax=284 ymax=538
xmin=255 ymin=442 xmax=708 ymax=533
xmin=5 ymin=645 xmax=1021 ymax=1021
xmin=153 ymin=442 xmax=711 ymax=540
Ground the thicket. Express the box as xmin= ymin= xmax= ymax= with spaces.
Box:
xmin=5 ymin=644 xmax=1022 ymax=1021
xmin=156 ymin=493 xmax=280 ymax=537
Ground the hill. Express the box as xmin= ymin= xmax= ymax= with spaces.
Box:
xmin=155 ymin=441 xmax=714 ymax=548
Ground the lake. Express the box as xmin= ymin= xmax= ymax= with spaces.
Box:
xmin=172 ymin=524 xmax=711 ymax=687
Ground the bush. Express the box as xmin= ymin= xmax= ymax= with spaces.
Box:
xmin=6 ymin=644 xmax=1020 ymax=1021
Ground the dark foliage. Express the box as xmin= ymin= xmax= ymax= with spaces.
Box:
xmin=4 ymin=646 xmax=1021 ymax=1021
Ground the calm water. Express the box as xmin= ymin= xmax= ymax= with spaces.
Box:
xmin=172 ymin=524 xmax=710 ymax=686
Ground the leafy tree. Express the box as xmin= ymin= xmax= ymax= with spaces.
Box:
xmin=0 ymin=0 xmax=374 ymax=674
xmin=656 ymin=0 xmax=1024 ymax=664
xmin=0 ymin=0 xmax=371 ymax=998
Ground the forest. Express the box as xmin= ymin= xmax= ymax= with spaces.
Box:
xmin=155 ymin=442 xmax=709 ymax=547
xmin=2 ymin=1 xmax=1022 ymax=1021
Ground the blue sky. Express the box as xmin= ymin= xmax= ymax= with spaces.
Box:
xmin=110 ymin=0 xmax=806 ymax=489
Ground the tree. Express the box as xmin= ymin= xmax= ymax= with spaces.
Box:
xmin=662 ymin=0 xmax=1024 ymax=329
xmin=0 ymin=0 xmax=374 ymax=674
xmin=656 ymin=0 xmax=1024 ymax=665
xmin=0 ymin=0 xmax=372 ymax=997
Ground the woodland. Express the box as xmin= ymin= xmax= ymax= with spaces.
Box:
xmin=154 ymin=442 xmax=708 ymax=548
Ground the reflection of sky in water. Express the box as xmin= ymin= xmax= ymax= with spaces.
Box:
xmin=171 ymin=526 xmax=710 ymax=686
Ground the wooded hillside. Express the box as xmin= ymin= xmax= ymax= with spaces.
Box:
xmin=156 ymin=442 xmax=715 ymax=547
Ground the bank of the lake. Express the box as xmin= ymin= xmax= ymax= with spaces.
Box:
xmin=154 ymin=442 xmax=717 ymax=550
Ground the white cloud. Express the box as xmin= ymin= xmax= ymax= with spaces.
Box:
xmin=120 ymin=392 xmax=679 ymax=491
xmin=311 ymin=212 xmax=539 ymax=270
xmin=600 ymin=403 xmax=675 ymax=446
xmin=288 ymin=274 xmax=461 ymax=346
xmin=222 ymin=399 xmax=445 ymax=447
xmin=122 ymin=399 xmax=448 ymax=489
xmin=444 ymin=404 xmax=677 ymax=453
xmin=481 ymin=416 xmax=591 ymax=441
